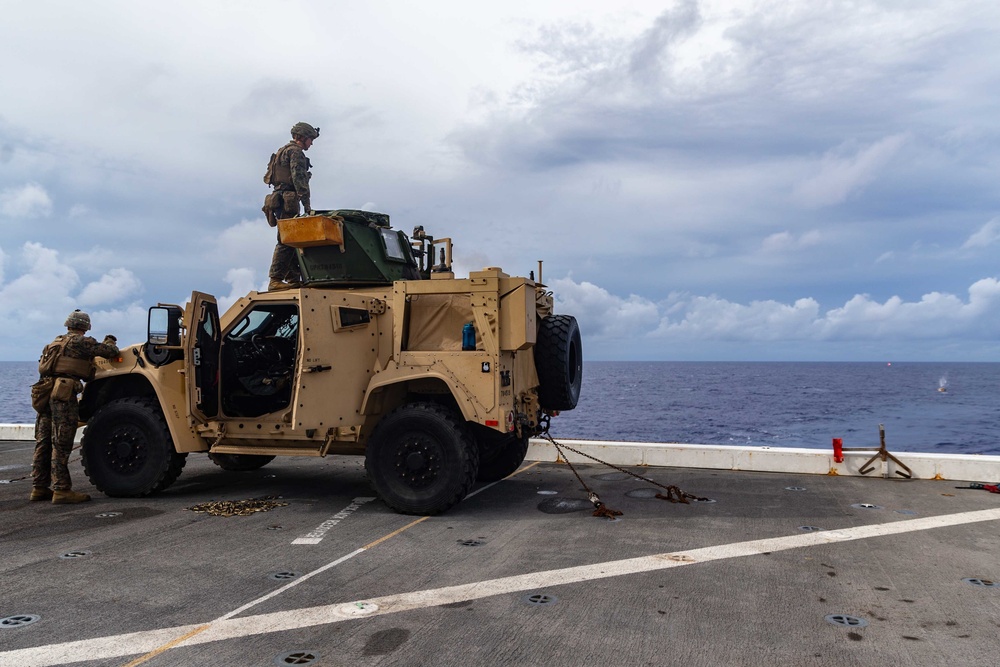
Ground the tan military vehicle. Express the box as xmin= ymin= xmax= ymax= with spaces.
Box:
xmin=78 ymin=210 xmax=582 ymax=514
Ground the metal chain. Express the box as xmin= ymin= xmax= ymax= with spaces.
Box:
xmin=543 ymin=434 xmax=621 ymax=519
xmin=538 ymin=431 xmax=708 ymax=515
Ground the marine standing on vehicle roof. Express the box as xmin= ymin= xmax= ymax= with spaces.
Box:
xmin=30 ymin=310 xmax=119 ymax=504
xmin=263 ymin=121 xmax=320 ymax=291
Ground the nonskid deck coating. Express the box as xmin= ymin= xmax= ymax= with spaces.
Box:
xmin=1 ymin=440 xmax=999 ymax=667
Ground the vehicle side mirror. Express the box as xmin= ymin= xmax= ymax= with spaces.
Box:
xmin=148 ymin=306 xmax=183 ymax=347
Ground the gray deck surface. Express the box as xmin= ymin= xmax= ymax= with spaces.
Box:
xmin=1 ymin=439 xmax=999 ymax=667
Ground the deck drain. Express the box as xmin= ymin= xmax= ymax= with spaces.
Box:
xmin=95 ymin=512 xmax=122 ymax=518
xmin=523 ymin=593 xmax=558 ymax=606
xmin=536 ymin=490 xmax=558 ymax=495
xmin=594 ymin=472 xmax=631 ymax=481
xmin=1 ymin=614 xmax=41 ymax=629
xmin=691 ymin=497 xmax=716 ymax=503
xmin=625 ymin=488 xmax=661 ymax=499
xmin=798 ymin=526 xmax=824 ymax=532
xmin=963 ymin=578 xmax=998 ymax=588
xmin=538 ymin=497 xmax=593 ymax=514
xmin=274 ymin=651 xmax=320 ymax=665
xmin=59 ymin=550 xmax=91 ymax=560
xmin=269 ymin=571 xmax=300 ymax=581
xmin=458 ymin=539 xmax=485 ymax=547
xmin=785 ymin=486 xmax=807 ymax=491
xmin=825 ymin=614 xmax=868 ymax=628
xmin=851 ymin=503 xmax=883 ymax=510
xmin=267 ymin=525 xmax=284 ymax=530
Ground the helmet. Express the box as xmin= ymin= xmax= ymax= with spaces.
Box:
xmin=290 ymin=122 xmax=320 ymax=140
xmin=64 ymin=309 xmax=91 ymax=331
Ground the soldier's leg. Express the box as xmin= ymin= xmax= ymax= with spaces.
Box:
xmin=32 ymin=406 xmax=54 ymax=490
xmin=49 ymin=398 xmax=80 ymax=491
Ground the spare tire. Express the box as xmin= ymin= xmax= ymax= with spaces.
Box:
xmin=534 ymin=314 xmax=583 ymax=411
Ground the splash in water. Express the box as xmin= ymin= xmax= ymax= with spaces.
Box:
xmin=938 ymin=376 xmax=948 ymax=392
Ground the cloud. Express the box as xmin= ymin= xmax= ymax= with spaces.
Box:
xmin=552 ymin=274 xmax=1000 ymax=354
xmin=78 ymin=268 xmax=143 ymax=307
xmin=792 ymin=135 xmax=908 ymax=208
xmin=0 ymin=243 xmax=146 ymax=358
xmin=0 ymin=183 xmax=53 ymax=218
xmin=962 ymin=217 xmax=1000 ymax=249
xmin=213 ymin=218 xmax=278 ymax=274
xmin=761 ymin=230 xmax=822 ymax=253
xmin=218 ymin=267 xmax=263 ymax=314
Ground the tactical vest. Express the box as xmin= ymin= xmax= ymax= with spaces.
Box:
xmin=263 ymin=144 xmax=294 ymax=189
xmin=38 ymin=335 xmax=93 ymax=380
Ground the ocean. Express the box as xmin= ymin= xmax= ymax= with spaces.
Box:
xmin=2 ymin=360 xmax=997 ymax=455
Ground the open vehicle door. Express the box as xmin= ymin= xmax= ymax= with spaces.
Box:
xmin=184 ymin=291 xmax=220 ymax=424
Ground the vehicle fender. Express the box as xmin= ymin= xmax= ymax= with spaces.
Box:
xmin=83 ymin=352 xmax=207 ymax=453
xmin=361 ymin=366 xmax=487 ymax=426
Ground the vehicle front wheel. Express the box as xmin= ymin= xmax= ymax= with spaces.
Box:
xmin=81 ymin=396 xmax=186 ymax=496
xmin=365 ymin=402 xmax=479 ymax=515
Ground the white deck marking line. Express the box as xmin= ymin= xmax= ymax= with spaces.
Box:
xmin=107 ymin=464 xmax=536 ymax=665
xmin=4 ymin=506 xmax=999 ymax=667
xmin=291 ymin=497 xmax=376 ymax=544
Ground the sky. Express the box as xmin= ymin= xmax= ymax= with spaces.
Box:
xmin=1 ymin=0 xmax=999 ymax=361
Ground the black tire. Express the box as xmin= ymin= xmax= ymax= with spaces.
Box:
xmin=208 ymin=453 xmax=276 ymax=472
xmin=535 ymin=314 xmax=583 ymax=411
xmin=81 ymin=396 xmax=186 ymax=497
xmin=365 ymin=402 xmax=479 ymax=515
xmin=475 ymin=431 xmax=530 ymax=483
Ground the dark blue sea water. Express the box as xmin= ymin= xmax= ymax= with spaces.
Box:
xmin=556 ymin=362 xmax=1000 ymax=455
xmin=2 ymin=361 xmax=998 ymax=455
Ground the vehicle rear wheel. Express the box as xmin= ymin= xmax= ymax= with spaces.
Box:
xmin=476 ymin=431 xmax=530 ymax=483
xmin=535 ymin=314 xmax=583 ymax=411
xmin=365 ymin=402 xmax=478 ymax=515
xmin=208 ymin=453 xmax=276 ymax=472
xmin=82 ymin=396 xmax=185 ymax=496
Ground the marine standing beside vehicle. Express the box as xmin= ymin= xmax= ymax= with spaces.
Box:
xmin=30 ymin=310 xmax=119 ymax=504
xmin=262 ymin=121 xmax=320 ymax=291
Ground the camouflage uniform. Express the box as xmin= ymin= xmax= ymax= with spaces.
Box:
xmin=264 ymin=123 xmax=319 ymax=285
xmin=33 ymin=332 xmax=119 ymax=491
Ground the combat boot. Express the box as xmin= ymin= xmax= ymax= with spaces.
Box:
xmin=268 ymin=279 xmax=288 ymax=291
xmin=52 ymin=489 xmax=91 ymax=504
xmin=30 ymin=487 xmax=53 ymax=501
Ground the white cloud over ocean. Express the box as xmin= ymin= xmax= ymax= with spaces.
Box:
xmin=0 ymin=0 xmax=998 ymax=360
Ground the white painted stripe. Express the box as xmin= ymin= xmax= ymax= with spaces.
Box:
xmin=291 ymin=497 xmax=375 ymax=545
xmin=215 ymin=548 xmax=367 ymax=621
xmin=5 ymin=507 xmax=999 ymax=667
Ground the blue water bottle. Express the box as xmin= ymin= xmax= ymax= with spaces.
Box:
xmin=462 ymin=322 xmax=476 ymax=351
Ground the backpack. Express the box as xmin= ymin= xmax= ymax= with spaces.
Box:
xmin=38 ymin=336 xmax=68 ymax=376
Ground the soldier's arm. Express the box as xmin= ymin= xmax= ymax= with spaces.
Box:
xmin=81 ymin=336 xmax=120 ymax=359
xmin=289 ymin=150 xmax=311 ymax=210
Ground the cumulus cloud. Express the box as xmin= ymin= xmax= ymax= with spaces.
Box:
xmin=552 ymin=275 xmax=1000 ymax=354
xmin=213 ymin=218 xmax=277 ymax=272
xmin=0 ymin=183 xmax=53 ymax=218
xmin=218 ymin=267 xmax=263 ymax=314
xmin=78 ymin=267 xmax=143 ymax=306
xmin=0 ymin=242 xmax=146 ymax=358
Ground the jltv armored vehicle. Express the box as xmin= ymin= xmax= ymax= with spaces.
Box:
xmin=78 ymin=210 xmax=582 ymax=515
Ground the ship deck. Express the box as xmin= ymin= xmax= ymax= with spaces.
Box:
xmin=2 ymin=438 xmax=999 ymax=667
